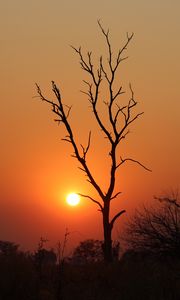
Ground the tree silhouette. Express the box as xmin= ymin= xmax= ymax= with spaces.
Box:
xmin=0 ymin=240 xmax=19 ymax=256
xmin=124 ymin=192 xmax=180 ymax=257
xmin=72 ymin=239 xmax=104 ymax=264
xmin=72 ymin=239 xmax=120 ymax=264
xmin=36 ymin=21 xmax=151 ymax=262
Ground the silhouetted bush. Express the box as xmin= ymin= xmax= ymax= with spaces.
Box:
xmin=124 ymin=192 xmax=180 ymax=258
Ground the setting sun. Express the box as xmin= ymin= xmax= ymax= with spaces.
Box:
xmin=66 ymin=193 xmax=80 ymax=206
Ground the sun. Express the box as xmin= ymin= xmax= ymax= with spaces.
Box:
xmin=66 ymin=193 xmax=80 ymax=206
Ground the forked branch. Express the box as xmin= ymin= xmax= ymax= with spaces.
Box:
xmin=117 ymin=157 xmax=152 ymax=172
xmin=80 ymin=131 xmax=91 ymax=161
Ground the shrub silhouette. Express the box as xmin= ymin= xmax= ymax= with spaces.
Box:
xmin=124 ymin=192 xmax=180 ymax=258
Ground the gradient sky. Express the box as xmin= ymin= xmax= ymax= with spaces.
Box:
xmin=1 ymin=0 xmax=180 ymax=252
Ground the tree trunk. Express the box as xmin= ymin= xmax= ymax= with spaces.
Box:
xmin=102 ymin=201 xmax=113 ymax=263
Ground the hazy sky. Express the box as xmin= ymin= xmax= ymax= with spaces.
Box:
xmin=1 ymin=0 xmax=180 ymax=252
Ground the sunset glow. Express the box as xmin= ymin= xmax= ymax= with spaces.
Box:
xmin=66 ymin=193 xmax=80 ymax=206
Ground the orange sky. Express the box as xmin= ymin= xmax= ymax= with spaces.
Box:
xmin=1 ymin=0 xmax=180 ymax=253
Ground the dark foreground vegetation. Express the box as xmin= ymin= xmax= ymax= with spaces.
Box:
xmin=1 ymin=193 xmax=180 ymax=300
xmin=0 ymin=241 xmax=180 ymax=300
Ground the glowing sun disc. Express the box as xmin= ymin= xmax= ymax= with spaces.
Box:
xmin=66 ymin=193 xmax=80 ymax=206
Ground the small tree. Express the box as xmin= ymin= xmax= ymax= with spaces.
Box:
xmin=72 ymin=239 xmax=104 ymax=264
xmin=124 ymin=192 xmax=180 ymax=258
xmin=36 ymin=21 xmax=150 ymax=262
xmin=0 ymin=240 xmax=19 ymax=256
xmin=72 ymin=239 xmax=120 ymax=264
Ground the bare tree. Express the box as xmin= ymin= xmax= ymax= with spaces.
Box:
xmin=35 ymin=21 xmax=150 ymax=263
xmin=124 ymin=191 xmax=180 ymax=258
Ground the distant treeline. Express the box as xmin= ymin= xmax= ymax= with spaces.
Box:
xmin=0 ymin=238 xmax=180 ymax=300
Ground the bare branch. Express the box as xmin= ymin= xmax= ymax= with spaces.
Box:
xmin=154 ymin=196 xmax=180 ymax=208
xmin=126 ymin=112 xmax=144 ymax=126
xmin=36 ymin=83 xmax=61 ymax=113
xmin=119 ymin=130 xmax=130 ymax=141
xmin=100 ymin=56 xmax=110 ymax=83
xmin=64 ymin=104 xmax=72 ymax=119
xmin=71 ymin=45 xmax=101 ymax=87
xmin=114 ymin=104 xmax=127 ymax=125
xmin=86 ymin=131 xmax=91 ymax=154
xmin=110 ymin=210 xmax=126 ymax=228
xmin=113 ymin=86 xmax=125 ymax=101
xmin=115 ymin=85 xmax=144 ymax=141
xmin=78 ymin=193 xmax=103 ymax=211
xmin=115 ymin=32 xmax=134 ymax=71
xmin=110 ymin=191 xmax=122 ymax=201
xmin=117 ymin=157 xmax=152 ymax=172
xmin=70 ymin=46 xmax=91 ymax=73
xmin=61 ymin=138 xmax=71 ymax=143
xmin=80 ymin=131 xmax=91 ymax=160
